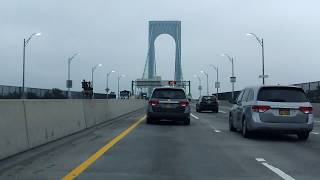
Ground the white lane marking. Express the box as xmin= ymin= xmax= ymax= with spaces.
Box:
xmin=219 ymin=110 xmax=227 ymax=114
xmin=255 ymin=158 xmax=266 ymax=162
xmin=256 ymin=158 xmax=295 ymax=180
xmin=213 ymin=129 xmax=221 ymax=133
xmin=191 ymin=113 xmax=199 ymax=119
xmin=311 ymin=132 xmax=319 ymax=135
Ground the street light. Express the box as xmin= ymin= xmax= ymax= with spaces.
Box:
xmin=117 ymin=74 xmax=125 ymax=99
xmin=67 ymin=53 xmax=80 ymax=99
xmin=91 ymin=63 xmax=102 ymax=98
xmin=106 ymin=70 xmax=116 ymax=99
xmin=209 ymin=65 xmax=219 ymax=100
xmin=194 ymin=74 xmax=202 ymax=98
xmin=246 ymin=33 xmax=267 ymax=85
xmin=22 ymin=32 xmax=42 ymax=98
xmin=222 ymin=53 xmax=236 ymax=101
xmin=200 ymin=70 xmax=209 ymax=96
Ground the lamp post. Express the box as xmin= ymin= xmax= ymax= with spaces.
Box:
xmin=246 ymin=33 xmax=267 ymax=85
xmin=106 ymin=70 xmax=115 ymax=99
xmin=91 ymin=63 xmax=102 ymax=98
xmin=222 ymin=53 xmax=236 ymax=101
xmin=22 ymin=32 xmax=42 ymax=98
xmin=67 ymin=53 xmax=79 ymax=99
xmin=117 ymin=74 xmax=125 ymax=99
xmin=209 ymin=65 xmax=219 ymax=100
xmin=200 ymin=70 xmax=209 ymax=96
xmin=194 ymin=74 xmax=202 ymax=98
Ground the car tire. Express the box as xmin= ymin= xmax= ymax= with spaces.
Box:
xmin=215 ymin=109 xmax=219 ymax=113
xmin=297 ymin=132 xmax=309 ymax=141
xmin=146 ymin=117 xmax=153 ymax=124
xmin=184 ymin=117 xmax=190 ymax=125
xmin=242 ymin=119 xmax=251 ymax=138
xmin=229 ymin=115 xmax=236 ymax=132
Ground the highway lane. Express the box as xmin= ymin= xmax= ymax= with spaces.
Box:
xmin=0 ymin=105 xmax=320 ymax=179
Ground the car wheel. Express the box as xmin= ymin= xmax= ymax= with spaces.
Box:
xmin=297 ymin=132 xmax=309 ymax=141
xmin=242 ymin=119 xmax=251 ymax=138
xmin=229 ymin=115 xmax=236 ymax=132
xmin=184 ymin=117 xmax=190 ymax=125
xmin=215 ymin=109 xmax=219 ymax=113
xmin=146 ymin=117 xmax=153 ymax=124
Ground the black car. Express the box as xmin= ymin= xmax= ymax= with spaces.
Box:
xmin=196 ymin=96 xmax=219 ymax=113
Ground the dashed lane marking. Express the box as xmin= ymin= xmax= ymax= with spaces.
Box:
xmin=256 ymin=158 xmax=295 ymax=180
xmin=191 ymin=113 xmax=200 ymax=119
xmin=311 ymin=132 xmax=319 ymax=135
xmin=219 ymin=110 xmax=227 ymax=114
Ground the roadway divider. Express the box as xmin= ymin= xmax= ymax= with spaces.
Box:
xmin=0 ymin=100 xmax=29 ymax=160
xmin=0 ymin=99 xmax=146 ymax=160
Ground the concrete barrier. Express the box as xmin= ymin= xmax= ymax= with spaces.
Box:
xmin=83 ymin=99 xmax=146 ymax=127
xmin=0 ymin=100 xmax=29 ymax=160
xmin=24 ymin=100 xmax=87 ymax=148
xmin=0 ymin=99 xmax=146 ymax=160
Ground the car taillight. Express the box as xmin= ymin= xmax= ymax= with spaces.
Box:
xmin=252 ymin=105 xmax=271 ymax=113
xmin=180 ymin=100 xmax=189 ymax=107
xmin=149 ymin=100 xmax=159 ymax=106
xmin=299 ymin=106 xmax=313 ymax=114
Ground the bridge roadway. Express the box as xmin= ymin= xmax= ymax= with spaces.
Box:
xmin=0 ymin=105 xmax=320 ymax=180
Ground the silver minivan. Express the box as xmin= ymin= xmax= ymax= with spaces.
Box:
xmin=229 ymin=85 xmax=314 ymax=140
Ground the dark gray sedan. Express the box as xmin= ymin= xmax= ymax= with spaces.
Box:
xmin=146 ymin=87 xmax=190 ymax=125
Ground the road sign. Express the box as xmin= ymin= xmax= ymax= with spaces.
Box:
xmin=198 ymin=85 xmax=202 ymax=90
xmin=215 ymin=82 xmax=220 ymax=88
xmin=66 ymin=80 xmax=72 ymax=88
xmin=135 ymin=79 xmax=162 ymax=87
xmin=105 ymin=88 xmax=110 ymax=92
xmin=230 ymin=77 xmax=236 ymax=83
xmin=259 ymin=75 xmax=269 ymax=78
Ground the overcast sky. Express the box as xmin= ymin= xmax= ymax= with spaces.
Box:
xmin=1 ymin=0 xmax=320 ymax=97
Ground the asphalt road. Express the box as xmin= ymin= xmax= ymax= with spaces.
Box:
xmin=0 ymin=105 xmax=320 ymax=180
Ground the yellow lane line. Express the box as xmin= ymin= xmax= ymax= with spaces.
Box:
xmin=61 ymin=115 xmax=146 ymax=180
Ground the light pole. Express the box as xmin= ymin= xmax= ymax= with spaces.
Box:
xmin=246 ymin=33 xmax=267 ymax=85
xmin=22 ymin=32 xmax=41 ymax=98
xmin=67 ymin=53 xmax=79 ymax=99
xmin=222 ymin=53 xmax=236 ymax=101
xmin=194 ymin=74 xmax=202 ymax=98
xmin=209 ymin=65 xmax=219 ymax=100
xmin=117 ymin=74 xmax=125 ymax=99
xmin=106 ymin=70 xmax=115 ymax=99
xmin=91 ymin=63 xmax=102 ymax=98
xmin=200 ymin=70 xmax=209 ymax=96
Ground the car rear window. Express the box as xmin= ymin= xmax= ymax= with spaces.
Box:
xmin=202 ymin=96 xmax=216 ymax=101
xmin=152 ymin=89 xmax=186 ymax=99
xmin=257 ymin=87 xmax=308 ymax=102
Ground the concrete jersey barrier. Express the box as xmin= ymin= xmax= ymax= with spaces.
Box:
xmin=0 ymin=99 xmax=146 ymax=161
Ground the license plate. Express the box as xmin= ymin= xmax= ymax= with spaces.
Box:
xmin=163 ymin=104 xmax=175 ymax=108
xmin=279 ymin=109 xmax=290 ymax=116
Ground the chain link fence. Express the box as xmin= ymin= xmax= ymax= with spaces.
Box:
xmin=0 ymin=85 xmax=108 ymax=99
xmin=216 ymin=81 xmax=320 ymax=103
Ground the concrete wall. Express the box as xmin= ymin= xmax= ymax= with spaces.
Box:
xmin=0 ymin=99 xmax=146 ymax=160
xmin=0 ymin=101 xmax=28 ymax=160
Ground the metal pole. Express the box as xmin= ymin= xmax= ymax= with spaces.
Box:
xmin=231 ymin=58 xmax=234 ymax=101
xmin=106 ymin=74 xmax=109 ymax=99
xmin=206 ymin=73 xmax=209 ymax=96
xmin=68 ymin=59 xmax=71 ymax=98
xmin=216 ymin=68 xmax=219 ymax=100
xmin=92 ymin=68 xmax=94 ymax=99
xmin=22 ymin=39 xmax=26 ymax=99
xmin=117 ymin=76 xmax=120 ymax=99
xmin=261 ymin=38 xmax=265 ymax=85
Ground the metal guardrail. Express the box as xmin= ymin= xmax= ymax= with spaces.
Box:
xmin=0 ymin=85 xmax=108 ymax=99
